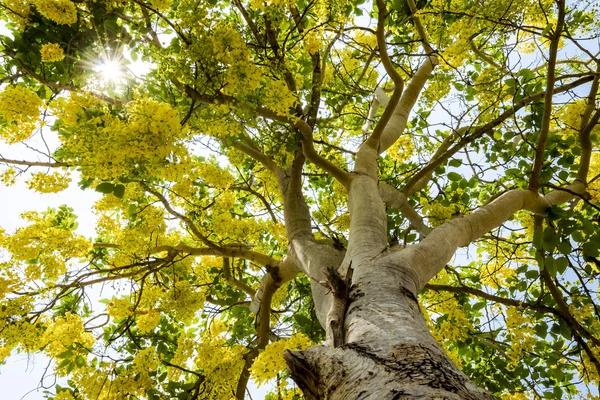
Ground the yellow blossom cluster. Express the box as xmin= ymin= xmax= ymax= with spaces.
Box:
xmin=3 ymin=0 xmax=31 ymax=28
xmin=354 ymin=30 xmax=378 ymax=49
xmin=440 ymin=19 xmax=477 ymax=68
xmin=65 ymin=352 xmax=163 ymax=399
xmin=263 ymin=78 xmax=298 ymax=117
xmin=422 ymin=201 xmax=461 ymax=227
xmin=423 ymin=76 xmax=452 ymax=105
xmin=249 ymin=0 xmax=294 ymax=11
xmin=41 ymin=43 xmax=65 ymax=62
xmin=426 ymin=290 xmax=472 ymax=343
xmin=136 ymin=309 xmax=161 ymax=332
xmin=421 ymin=270 xmax=472 ymax=365
xmin=0 ymin=346 xmax=11 ymax=363
xmin=556 ymin=99 xmax=600 ymax=138
xmin=0 ymin=168 xmax=17 ymax=186
xmin=148 ymin=0 xmax=173 ymax=11
xmin=0 ymin=85 xmax=42 ymax=143
xmin=476 ymin=240 xmax=526 ymax=289
xmin=106 ymin=205 xmax=170 ymax=255
xmin=55 ymin=95 xmax=188 ymax=180
xmin=168 ymin=321 xmax=245 ymax=398
xmin=503 ymin=306 xmax=536 ymax=369
xmin=0 ymin=210 xmax=91 ymax=281
xmin=501 ymin=391 xmax=534 ymax=399
xmin=580 ymin=345 xmax=600 ymax=385
xmin=250 ymin=333 xmax=313 ymax=384
xmin=107 ymin=297 xmax=133 ymax=321
xmin=386 ymin=135 xmax=414 ymax=163
xmin=26 ymin=171 xmax=70 ymax=193
xmin=209 ymin=24 xmax=263 ymax=98
xmin=0 ymin=296 xmax=39 ymax=354
xmin=40 ymin=312 xmax=95 ymax=359
xmin=198 ymin=162 xmax=234 ymax=190
xmin=479 ymin=260 xmax=516 ymax=289
xmin=303 ymin=30 xmax=323 ymax=55
xmin=35 ymin=0 xmax=77 ymax=25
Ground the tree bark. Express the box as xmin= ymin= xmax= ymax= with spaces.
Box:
xmin=286 ymin=260 xmax=493 ymax=399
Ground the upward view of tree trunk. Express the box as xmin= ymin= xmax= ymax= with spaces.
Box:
xmin=0 ymin=0 xmax=599 ymax=398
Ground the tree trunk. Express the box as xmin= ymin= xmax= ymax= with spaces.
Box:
xmin=285 ymin=260 xmax=494 ymax=399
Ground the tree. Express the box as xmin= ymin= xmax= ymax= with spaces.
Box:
xmin=0 ymin=0 xmax=599 ymax=397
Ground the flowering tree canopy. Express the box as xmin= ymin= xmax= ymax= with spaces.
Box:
xmin=1 ymin=0 xmax=600 ymax=398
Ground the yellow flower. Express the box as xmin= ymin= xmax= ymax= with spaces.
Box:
xmin=0 ymin=168 xmax=17 ymax=186
xmin=26 ymin=171 xmax=70 ymax=193
xmin=0 ymin=85 xmax=42 ymax=143
xmin=35 ymin=0 xmax=77 ymax=25
xmin=250 ymin=333 xmax=313 ymax=384
xmin=0 ymin=85 xmax=42 ymax=123
xmin=41 ymin=43 xmax=64 ymax=62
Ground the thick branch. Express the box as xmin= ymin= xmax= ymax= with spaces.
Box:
xmin=237 ymin=264 xmax=291 ymax=399
xmin=406 ymin=0 xmax=434 ymax=55
xmin=389 ymin=183 xmax=586 ymax=289
xmin=377 ymin=53 xmax=438 ymax=155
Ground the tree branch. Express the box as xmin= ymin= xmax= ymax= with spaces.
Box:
xmin=529 ymin=0 xmax=565 ymax=191
xmin=423 ymin=283 xmax=560 ymax=316
xmin=388 ymin=182 xmax=587 ymax=289
xmin=295 ymin=120 xmax=351 ymax=187
xmin=401 ymin=75 xmax=594 ymax=194
xmin=379 ymin=183 xmax=431 ymax=237
xmin=0 ymin=158 xmax=70 ymax=168
xmin=141 ymin=183 xmax=219 ymax=249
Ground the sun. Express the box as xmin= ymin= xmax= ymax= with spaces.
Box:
xmin=96 ymin=58 xmax=123 ymax=84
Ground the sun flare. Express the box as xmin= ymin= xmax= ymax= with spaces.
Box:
xmin=96 ymin=59 xmax=123 ymax=84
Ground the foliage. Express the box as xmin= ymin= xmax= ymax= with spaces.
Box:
xmin=0 ymin=0 xmax=599 ymax=398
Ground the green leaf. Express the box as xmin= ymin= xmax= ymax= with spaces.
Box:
xmin=582 ymin=242 xmax=599 ymax=258
xmin=75 ymin=355 xmax=87 ymax=367
xmin=447 ymin=172 xmax=462 ymax=181
xmin=96 ymin=182 xmax=115 ymax=194
xmin=525 ymin=270 xmax=539 ymax=279
xmin=542 ymin=23 xmax=553 ymax=36
xmin=555 ymin=257 xmax=568 ymax=275
xmin=448 ymin=159 xmax=462 ymax=167
xmin=557 ymin=240 xmax=571 ymax=255
xmin=113 ymin=184 xmax=126 ymax=199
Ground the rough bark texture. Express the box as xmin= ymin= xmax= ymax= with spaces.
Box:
xmin=286 ymin=262 xmax=493 ymax=400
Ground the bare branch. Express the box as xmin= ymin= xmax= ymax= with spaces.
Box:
xmin=0 ymin=158 xmax=70 ymax=168
xmin=529 ymin=0 xmax=565 ymax=191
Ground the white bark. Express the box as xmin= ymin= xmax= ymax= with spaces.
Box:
xmin=386 ymin=183 xmax=586 ymax=289
xmin=362 ymin=87 xmax=391 ymax=134
xmin=276 ymin=164 xmax=345 ymax=326
xmin=286 ymin=258 xmax=493 ymax=400
xmin=378 ymin=56 xmax=437 ymax=154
